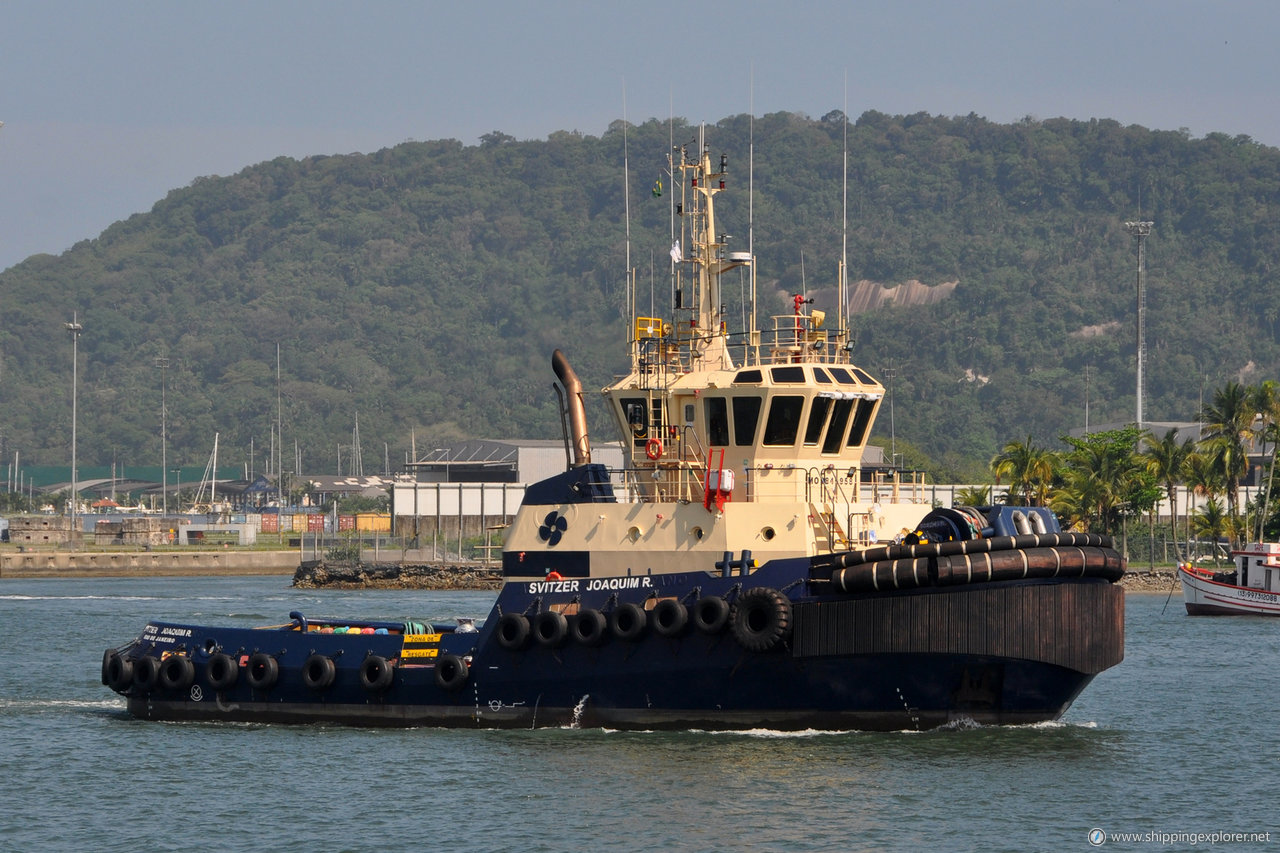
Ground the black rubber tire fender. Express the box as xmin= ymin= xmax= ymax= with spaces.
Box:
xmin=434 ymin=654 xmax=469 ymax=691
xmin=246 ymin=653 xmax=279 ymax=690
xmin=100 ymin=649 xmax=115 ymax=686
xmin=301 ymin=653 xmax=336 ymax=691
xmin=104 ymin=650 xmax=134 ymax=691
xmin=133 ymin=655 xmax=162 ymax=692
xmin=570 ymin=608 xmax=608 ymax=647
xmin=652 ymin=599 xmax=689 ymax=638
xmin=205 ymin=652 xmax=239 ymax=691
xmin=495 ymin=613 xmax=531 ymax=651
xmin=730 ymin=587 xmax=792 ymax=652
xmin=159 ymin=655 xmax=195 ymax=691
xmin=533 ymin=610 xmax=569 ymax=648
xmin=610 ymin=602 xmax=647 ymax=642
xmin=693 ymin=596 xmax=731 ymax=634
xmin=359 ymin=654 xmax=394 ymax=692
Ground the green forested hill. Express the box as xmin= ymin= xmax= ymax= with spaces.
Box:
xmin=2 ymin=110 xmax=1279 ymax=481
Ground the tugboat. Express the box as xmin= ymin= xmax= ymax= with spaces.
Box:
xmin=102 ymin=131 xmax=1126 ymax=730
xmin=1179 ymin=543 xmax=1280 ymax=615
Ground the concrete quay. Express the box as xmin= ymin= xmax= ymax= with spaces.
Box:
xmin=0 ymin=548 xmax=299 ymax=579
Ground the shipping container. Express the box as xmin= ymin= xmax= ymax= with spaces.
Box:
xmin=355 ymin=513 xmax=391 ymax=533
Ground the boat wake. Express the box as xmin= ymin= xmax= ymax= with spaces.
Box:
xmin=0 ymin=697 xmax=126 ymax=713
xmin=0 ymin=594 xmax=175 ymax=602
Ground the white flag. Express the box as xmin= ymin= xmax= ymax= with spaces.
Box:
xmin=670 ymin=240 xmax=682 ymax=263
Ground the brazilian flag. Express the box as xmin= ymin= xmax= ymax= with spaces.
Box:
xmin=652 ymin=178 xmax=662 ymax=198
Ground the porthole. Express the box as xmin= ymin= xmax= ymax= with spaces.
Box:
xmin=761 ymin=527 xmax=776 ymax=541
xmin=627 ymin=526 xmax=642 ymax=543
xmin=691 ymin=526 xmax=704 ymax=541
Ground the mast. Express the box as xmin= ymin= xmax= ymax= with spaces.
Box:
xmin=841 ymin=73 xmax=850 ymax=350
xmin=623 ymin=82 xmax=633 ymax=351
xmin=748 ymin=68 xmax=758 ymax=364
xmin=675 ymin=131 xmax=741 ymax=371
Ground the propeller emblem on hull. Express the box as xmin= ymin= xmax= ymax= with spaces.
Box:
xmin=539 ymin=511 xmax=568 ymax=546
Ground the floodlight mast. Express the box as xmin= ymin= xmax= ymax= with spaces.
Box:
xmin=1124 ymin=220 xmax=1153 ymax=429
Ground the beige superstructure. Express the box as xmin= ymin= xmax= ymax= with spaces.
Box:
xmin=504 ymin=132 xmax=932 ymax=579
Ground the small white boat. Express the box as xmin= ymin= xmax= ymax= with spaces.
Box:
xmin=1180 ymin=542 xmax=1280 ymax=615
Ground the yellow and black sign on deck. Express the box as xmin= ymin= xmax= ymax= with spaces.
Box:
xmin=400 ymin=633 xmax=442 ymax=661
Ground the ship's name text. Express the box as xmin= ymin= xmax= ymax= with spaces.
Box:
xmin=142 ymin=625 xmax=193 ymax=644
xmin=527 ymin=577 xmax=653 ymax=595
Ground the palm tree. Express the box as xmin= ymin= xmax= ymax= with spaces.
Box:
xmin=954 ymin=484 xmax=992 ymax=506
xmin=1139 ymin=427 xmax=1193 ymax=552
xmin=990 ymin=436 xmax=1056 ymax=507
xmin=1054 ymin=427 xmax=1159 ymax=543
xmin=1189 ymin=497 xmax=1229 ymax=566
xmin=1055 ymin=437 xmax=1125 ymax=535
xmin=1249 ymin=381 xmax=1280 ymax=541
xmin=1183 ymin=450 xmax=1226 ymax=560
xmin=1199 ymin=381 xmax=1255 ymax=533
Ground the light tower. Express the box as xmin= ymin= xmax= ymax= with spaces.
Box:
xmin=1124 ymin=220 xmax=1153 ymax=428
xmin=65 ymin=315 xmax=83 ymax=545
xmin=155 ymin=355 xmax=169 ymax=515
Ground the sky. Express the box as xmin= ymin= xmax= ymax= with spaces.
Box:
xmin=2 ymin=0 xmax=1278 ymax=272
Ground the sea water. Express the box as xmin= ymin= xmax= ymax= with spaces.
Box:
xmin=1 ymin=576 xmax=1276 ymax=852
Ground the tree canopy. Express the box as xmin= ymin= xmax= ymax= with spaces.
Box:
xmin=3 ymin=110 xmax=1280 ymax=480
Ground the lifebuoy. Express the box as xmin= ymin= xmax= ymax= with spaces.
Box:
xmin=652 ymin=599 xmax=689 ymax=637
xmin=359 ymin=655 xmax=394 ymax=692
xmin=571 ymin=608 xmax=608 ymax=646
xmin=246 ymin=653 xmax=279 ymax=690
xmin=302 ymin=654 xmax=336 ymax=691
xmin=133 ymin=655 xmax=162 ymax=692
xmin=730 ymin=587 xmax=792 ymax=652
xmin=610 ymin=602 xmax=647 ymax=642
xmin=534 ymin=610 xmax=569 ymax=648
xmin=693 ymin=596 xmax=731 ymax=634
xmin=434 ymin=654 xmax=469 ymax=690
xmin=205 ymin=652 xmax=239 ymax=690
xmin=496 ymin=613 xmax=531 ymax=651
xmin=159 ymin=655 xmax=195 ymax=691
xmin=645 ymin=438 xmax=663 ymax=460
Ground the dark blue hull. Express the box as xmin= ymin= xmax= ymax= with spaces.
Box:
xmin=106 ymin=561 xmax=1124 ymax=732
xmin=125 ymin=653 xmax=1094 ymax=731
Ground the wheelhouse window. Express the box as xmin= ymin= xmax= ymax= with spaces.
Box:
xmin=734 ymin=369 xmax=763 ymax=384
xmin=732 ymin=396 xmax=763 ymax=446
xmin=705 ymin=397 xmax=729 ymax=446
xmin=770 ymin=366 xmax=806 ymax=384
xmin=804 ymin=397 xmax=832 ymax=445
xmin=813 ymin=368 xmax=833 ymax=384
xmin=847 ymin=398 xmax=876 ymax=447
xmin=762 ymin=396 xmax=805 ymax=446
xmin=828 ymin=367 xmax=856 ymax=384
xmin=822 ymin=398 xmax=854 ymax=454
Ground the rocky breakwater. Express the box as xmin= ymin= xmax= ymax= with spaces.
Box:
xmin=292 ymin=560 xmax=502 ymax=590
xmin=1119 ymin=570 xmax=1178 ymax=593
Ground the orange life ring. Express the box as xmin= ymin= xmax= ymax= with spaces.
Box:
xmin=645 ymin=438 xmax=663 ymax=460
